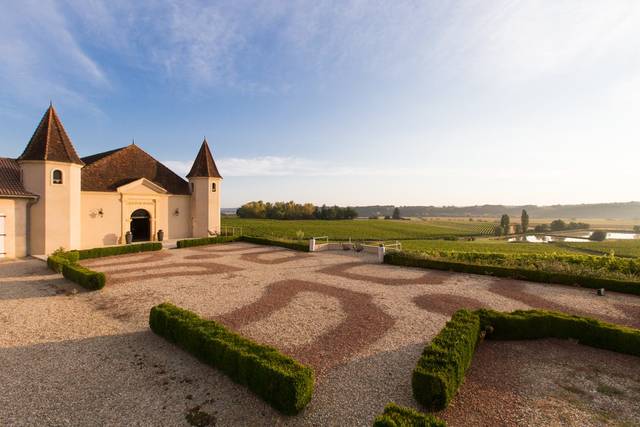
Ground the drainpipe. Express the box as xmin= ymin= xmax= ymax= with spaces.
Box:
xmin=25 ymin=196 xmax=39 ymax=257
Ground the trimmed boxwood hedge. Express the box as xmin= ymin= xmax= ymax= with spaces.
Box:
xmin=373 ymin=403 xmax=446 ymax=427
xmin=61 ymin=263 xmax=106 ymax=290
xmin=412 ymin=310 xmax=480 ymax=411
xmin=47 ymin=251 xmax=79 ymax=273
xmin=238 ymin=236 xmax=309 ymax=252
xmin=384 ymin=252 xmax=640 ymax=296
xmin=175 ymin=235 xmax=309 ymax=252
xmin=176 ymin=235 xmax=240 ymax=248
xmin=478 ymin=309 xmax=640 ymax=357
xmin=149 ymin=302 xmax=314 ymax=414
xmin=75 ymin=242 xmax=162 ymax=260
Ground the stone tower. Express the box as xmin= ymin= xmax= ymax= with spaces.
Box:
xmin=187 ymin=139 xmax=222 ymax=237
xmin=18 ymin=105 xmax=83 ymax=255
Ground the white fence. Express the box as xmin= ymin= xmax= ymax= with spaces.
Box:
xmin=309 ymin=237 xmax=402 ymax=263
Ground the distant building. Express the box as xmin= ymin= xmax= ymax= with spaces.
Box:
xmin=0 ymin=105 xmax=222 ymax=257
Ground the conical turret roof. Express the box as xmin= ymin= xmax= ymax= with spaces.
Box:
xmin=18 ymin=104 xmax=84 ymax=165
xmin=186 ymin=139 xmax=222 ymax=178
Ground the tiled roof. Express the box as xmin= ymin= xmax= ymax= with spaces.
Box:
xmin=81 ymin=144 xmax=191 ymax=195
xmin=0 ymin=158 xmax=37 ymax=198
xmin=18 ymin=105 xmax=84 ymax=165
xmin=186 ymin=139 xmax=222 ymax=178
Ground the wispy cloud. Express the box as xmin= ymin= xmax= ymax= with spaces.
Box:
xmin=0 ymin=0 xmax=108 ymax=113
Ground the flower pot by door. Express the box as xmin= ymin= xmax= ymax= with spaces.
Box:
xmin=125 ymin=231 xmax=132 ymax=244
xmin=157 ymin=230 xmax=164 ymax=241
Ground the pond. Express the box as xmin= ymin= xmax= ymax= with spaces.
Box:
xmin=508 ymin=232 xmax=640 ymax=243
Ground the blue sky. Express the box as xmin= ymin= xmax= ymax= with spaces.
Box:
xmin=1 ymin=1 xmax=639 ymax=208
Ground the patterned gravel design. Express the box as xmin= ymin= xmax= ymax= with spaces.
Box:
xmin=1 ymin=243 xmax=639 ymax=426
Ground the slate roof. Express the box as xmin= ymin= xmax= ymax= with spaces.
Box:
xmin=0 ymin=158 xmax=37 ymax=198
xmin=18 ymin=105 xmax=84 ymax=165
xmin=81 ymin=144 xmax=191 ymax=195
xmin=186 ymin=139 xmax=222 ymax=178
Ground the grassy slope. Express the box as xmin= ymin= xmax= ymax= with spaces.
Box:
xmin=221 ymin=217 xmax=494 ymax=240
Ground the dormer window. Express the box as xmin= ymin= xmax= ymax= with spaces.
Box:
xmin=211 ymin=182 xmax=216 ymax=192
xmin=52 ymin=169 xmax=63 ymax=184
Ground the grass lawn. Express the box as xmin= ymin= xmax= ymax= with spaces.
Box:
xmin=221 ymin=217 xmax=495 ymax=240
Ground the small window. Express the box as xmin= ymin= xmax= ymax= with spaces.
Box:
xmin=211 ymin=182 xmax=217 ymax=192
xmin=52 ymin=169 xmax=63 ymax=185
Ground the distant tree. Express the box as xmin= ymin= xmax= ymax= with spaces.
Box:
xmin=550 ymin=219 xmax=567 ymax=231
xmin=384 ymin=215 xmax=392 ymax=220
xmin=634 ymin=225 xmax=640 ymax=233
xmin=521 ymin=210 xmax=529 ymax=234
xmin=236 ymin=201 xmax=356 ymax=220
xmin=500 ymin=214 xmax=510 ymax=233
xmin=514 ymin=224 xmax=523 ymax=234
xmin=534 ymin=224 xmax=549 ymax=233
xmin=589 ymin=230 xmax=607 ymax=241
xmin=494 ymin=225 xmax=504 ymax=236
xmin=392 ymin=207 xmax=401 ymax=220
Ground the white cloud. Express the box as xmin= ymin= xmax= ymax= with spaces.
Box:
xmin=0 ymin=0 xmax=108 ymax=112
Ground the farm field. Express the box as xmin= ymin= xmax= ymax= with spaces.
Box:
xmin=221 ymin=217 xmax=495 ymax=240
xmin=559 ymin=240 xmax=640 ymax=258
xmin=399 ymin=239 xmax=583 ymax=255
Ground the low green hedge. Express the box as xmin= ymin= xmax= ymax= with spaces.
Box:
xmin=75 ymin=242 xmax=162 ymax=260
xmin=373 ymin=403 xmax=446 ymax=427
xmin=176 ymin=235 xmax=240 ymax=248
xmin=61 ymin=263 xmax=106 ymax=290
xmin=47 ymin=251 xmax=79 ymax=273
xmin=478 ymin=309 xmax=640 ymax=357
xmin=149 ymin=302 xmax=314 ymax=414
xmin=412 ymin=310 xmax=480 ymax=411
xmin=384 ymin=252 xmax=640 ymax=296
xmin=238 ymin=236 xmax=309 ymax=252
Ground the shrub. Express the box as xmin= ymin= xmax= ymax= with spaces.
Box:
xmin=384 ymin=251 xmax=640 ymax=296
xmin=149 ymin=303 xmax=314 ymax=414
xmin=176 ymin=235 xmax=239 ymax=248
xmin=634 ymin=225 xmax=640 ymax=233
xmin=238 ymin=236 xmax=309 ymax=252
xmin=62 ymin=263 xmax=106 ymax=290
xmin=373 ymin=403 xmax=446 ymax=427
xmin=47 ymin=255 xmax=71 ymax=273
xmin=477 ymin=309 xmax=640 ymax=357
xmin=76 ymin=242 xmax=162 ymax=260
xmin=412 ymin=310 xmax=480 ymax=411
xmin=589 ymin=230 xmax=607 ymax=241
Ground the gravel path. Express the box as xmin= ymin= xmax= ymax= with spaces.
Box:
xmin=1 ymin=243 xmax=639 ymax=426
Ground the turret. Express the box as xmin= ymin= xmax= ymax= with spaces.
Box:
xmin=187 ymin=139 xmax=222 ymax=237
xmin=17 ymin=104 xmax=83 ymax=255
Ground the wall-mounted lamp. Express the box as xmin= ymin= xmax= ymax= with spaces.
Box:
xmin=174 ymin=208 xmax=180 ymax=216
xmin=90 ymin=208 xmax=104 ymax=218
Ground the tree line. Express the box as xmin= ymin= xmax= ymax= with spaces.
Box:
xmin=495 ymin=209 xmax=590 ymax=236
xmin=236 ymin=201 xmax=358 ymax=220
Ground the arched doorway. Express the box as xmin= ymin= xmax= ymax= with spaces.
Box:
xmin=130 ymin=209 xmax=151 ymax=242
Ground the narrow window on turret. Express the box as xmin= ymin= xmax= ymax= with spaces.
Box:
xmin=52 ymin=169 xmax=63 ymax=184
xmin=211 ymin=182 xmax=217 ymax=192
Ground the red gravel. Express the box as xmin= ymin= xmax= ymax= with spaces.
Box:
xmin=320 ymin=261 xmax=451 ymax=286
xmin=413 ymin=293 xmax=488 ymax=317
xmin=216 ymin=279 xmax=395 ymax=374
xmin=239 ymin=249 xmax=311 ymax=265
xmin=487 ymin=279 xmax=640 ymax=328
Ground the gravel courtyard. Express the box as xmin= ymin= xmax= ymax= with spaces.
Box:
xmin=1 ymin=242 xmax=639 ymax=426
